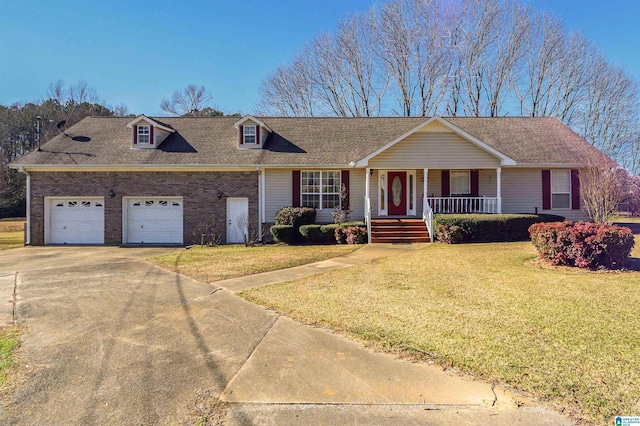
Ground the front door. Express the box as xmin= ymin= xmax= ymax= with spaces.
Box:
xmin=387 ymin=171 xmax=407 ymax=215
xmin=227 ymin=197 xmax=249 ymax=244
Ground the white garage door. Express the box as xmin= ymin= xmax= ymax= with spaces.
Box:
xmin=48 ymin=198 xmax=105 ymax=245
xmin=126 ymin=198 xmax=183 ymax=244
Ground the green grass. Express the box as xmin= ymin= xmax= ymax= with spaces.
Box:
xmin=0 ymin=220 xmax=24 ymax=250
xmin=241 ymin=237 xmax=640 ymax=425
xmin=150 ymin=244 xmax=361 ymax=283
xmin=0 ymin=329 xmax=20 ymax=386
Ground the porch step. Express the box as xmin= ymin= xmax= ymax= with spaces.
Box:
xmin=370 ymin=219 xmax=431 ymax=243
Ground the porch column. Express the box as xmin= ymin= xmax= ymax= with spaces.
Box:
xmin=496 ymin=167 xmax=502 ymax=213
xmin=365 ymin=168 xmax=371 ymax=243
xmin=423 ymin=168 xmax=428 ymax=209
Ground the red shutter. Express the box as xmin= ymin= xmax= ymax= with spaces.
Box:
xmin=133 ymin=125 xmax=138 ymax=144
xmin=341 ymin=170 xmax=350 ymax=210
xmin=292 ymin=171 xmax=301 ymax=207
xmin=441 ymin=170 xmax=450 ymax=197
xmin=238 ymin=125 xmax=244 ymax=145
xmin=149 ymin=125 xmax=154 ymax=145
xmin=571 ymin=169 xmax=580 ymax=210
xmin=542 ymin=170 xmax=551 ymax=210
xmin=470 ymin=170 xmax=479 ymax=197
xmin=256 ymin=126 xmax=260 ymax=145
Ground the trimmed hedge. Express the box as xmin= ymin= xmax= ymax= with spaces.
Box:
xmin=529 ymin=221 xmax=635 ymax=269
xmin=299 ymin=224 xmax=325 ymax=244
xmin=435 ymin=214 xmax=565 ymax=243
xmin=272 ymin=221 xmax=368 ymax=245
xmin=275 ymin=207 xmax=316 ymax=227
xmin=270 ymin=225 xmax=298 ymax=244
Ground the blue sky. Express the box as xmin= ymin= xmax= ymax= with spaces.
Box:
xmin=1 ymin=0 xmax=638 ymax=116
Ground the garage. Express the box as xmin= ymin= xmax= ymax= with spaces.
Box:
xmin=46 ymin=198 xmax=105 ymax=244
xmin=124 ymin=197 xmax=183 ymax=244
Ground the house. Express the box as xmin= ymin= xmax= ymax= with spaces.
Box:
xmin=10 ymin=115 xmax=603 ymax=245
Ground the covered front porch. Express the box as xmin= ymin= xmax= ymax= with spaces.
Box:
xmin=363 ymin=168 xmax=503 ymax=243
xmin=364 ymin=168 xmax=503 ymax=217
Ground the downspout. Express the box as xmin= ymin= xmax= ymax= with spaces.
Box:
xmin=19 ymin=166 xmax=30 ymax=245
xmin=257 ymin=167 xmax=263 ymax=241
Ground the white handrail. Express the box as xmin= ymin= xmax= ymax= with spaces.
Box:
xmin=365 ymin=196 xmax=372 ymax=244
xmin=422 ymin=196 xmax=434 ymax=242
xmin=426 ymin=197 xmax=499 ymax=214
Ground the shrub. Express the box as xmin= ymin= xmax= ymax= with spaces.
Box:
xmin=529 ymin=221 xmax=635 ymax=269
xmin=299 ymin=224 xmax=324 ymax=244
xmin=434 ymin=214 xmax=565 ymax=243
xmin=275 ymin=207 xmax=316 ymax=227
xmin=339 ymin=221 xmax=366 ymax=228
xmin=335 ymin=225 xmax=367 ymax=244
xmin=270 ymin=225 xmax=298 ymax=244
xmin=345 ymin=226 xmax=368 ymax=244
xmin=320 ymin=224 xmax=340 ymax=244
xmin=436 ymin=224 xmax=465 ymax=244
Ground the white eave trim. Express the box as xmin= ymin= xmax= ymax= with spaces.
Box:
xmin=233 ymin=115 xmax=272 ymax=132
xmin=9 ymin=163 xmax=361 ymax=172
xmin=355 ymin=115 xmax=516 ymax=167
xmin=9 ymin=164 xmax=259 ymax=172
xmin=508 ymin=163 xmax=587 ymax=168
xmin=126 ymin=115 xmax=175 ymax=133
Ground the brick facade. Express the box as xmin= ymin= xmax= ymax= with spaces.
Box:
xmin=29 ymin=171 xmax=259 ymax=245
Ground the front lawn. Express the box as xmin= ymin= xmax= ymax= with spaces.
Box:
xmin=0 ymin=328 xmax=19 ymax=386
xmin=241 ymin=237 xmax=640 ymax=425
xmin=150 ymin=244 xmax=361 ymax=283
xmin=0 ymin=219 xmax=24 ymax=250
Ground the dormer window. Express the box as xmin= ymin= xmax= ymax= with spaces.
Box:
xmin=243 ymin=125 xmax=257 ymax=144
xmin=128 ymin=115 xmax=174 ymax=149
xmin=138 ymin=125 xmax=151 ymax=144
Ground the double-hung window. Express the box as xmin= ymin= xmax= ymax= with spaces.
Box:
xmin=301 ymin=171 xmax=341 ymax=209
xmin=137 ymin=125 xmax=150 ymax=144
xmin=450 ymin=170 xmax=470 ymax=195
xmin=551 ymin=169 xmax=571 ymax=209
xmin=243 ymin=125 xmax=256 ymax=144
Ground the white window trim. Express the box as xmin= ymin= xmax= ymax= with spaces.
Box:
xmin=300 ymin=170 xmax=341 ymax=210
xmin=551 ymin=169 xmax=571 ymax=210
xmin=243 ymin=125 xmax=257 ymax=145
xmin=137 ymin=125 xmax=150 ymax=144
xmin=450 ymin=170 xmax=471 ymax=196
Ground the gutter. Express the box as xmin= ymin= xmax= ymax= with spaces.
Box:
xmin=18 ymin=166 xmax=30 ymax=245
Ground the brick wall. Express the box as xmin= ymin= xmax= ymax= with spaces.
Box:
xmin=29 ymin=171 xmax=259 ymax=245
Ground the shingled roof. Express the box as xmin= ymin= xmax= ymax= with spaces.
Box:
xmin=11 ymin=115 xmax=602 ymax=167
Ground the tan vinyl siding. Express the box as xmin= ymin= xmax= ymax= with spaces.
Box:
xmin=368 ymin=132 xmax=500 ymax=169
xmin=155 ymin=129 xmax=170 ymax=146
xmin=348 ymin=169 xmax=366 ymax=222
xmin=264 ymin=168 xmax=366 ymax=224
xmin=501 ymin=168 xmax=589 ymax=221
xmin=264 ymin=169 xmax=292 ymax=223
xmin=479 ymin=169 xmax=497 ymax=197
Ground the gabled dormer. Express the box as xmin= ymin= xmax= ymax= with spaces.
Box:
xmin=234 ymin=115 xmax=271 ymax=149
xmin=126 ymin=115 xmax=175 ymax=149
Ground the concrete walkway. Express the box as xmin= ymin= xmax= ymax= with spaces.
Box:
xmin=0 ymin=245 xmax=572 ymax=425
xmin=217 ymin=243 xmax=428 ymax=292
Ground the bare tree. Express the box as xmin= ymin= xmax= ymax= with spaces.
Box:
xmin=257 ymin=0 xmax=640 ymax=172
xmin=112 ymin=103 xmax=130 ymax=117
xmin=160 ymin=84 xmax=213 ymax=116
xmin=259 ymin=58 xmax=317 ymax=116
xmin=375 ymin=0 xmax=418 ymax=116
xmin=580 ymin=156 xmax=627 ymax=223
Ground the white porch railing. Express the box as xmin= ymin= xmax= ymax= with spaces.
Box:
xmin=364 ymin=196 xmax=372 ymax=243
xmin=427 ymin=197 xmax=499 ymax=214
xmin=422 ymin=196 xmax=434 ymax=242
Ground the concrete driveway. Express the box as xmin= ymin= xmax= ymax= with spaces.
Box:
xmin=0 ymin=247 xmax=571 ymax=425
